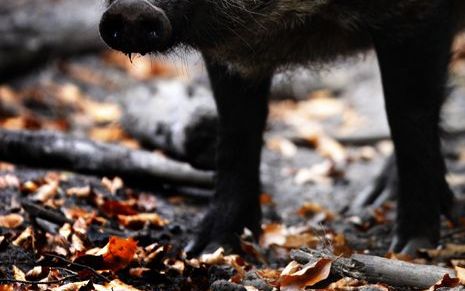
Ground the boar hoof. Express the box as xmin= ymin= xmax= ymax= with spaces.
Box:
xmin=445 ymin=197 xmax=465 ymax=226
xmin=389 ymin=235 xmax=434 ymax=257
xmin=185 ymin=201 xmax=261 ymax=257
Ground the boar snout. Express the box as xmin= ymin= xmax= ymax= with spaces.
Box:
xmin=99 ymin=0 xmax=172 ymax=54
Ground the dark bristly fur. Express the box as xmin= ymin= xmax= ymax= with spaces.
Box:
xmin=100 ymin=0 xmax=465 ymax=255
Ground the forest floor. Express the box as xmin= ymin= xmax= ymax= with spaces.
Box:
xmin=1 ymin=47 xmax=465 ymax=290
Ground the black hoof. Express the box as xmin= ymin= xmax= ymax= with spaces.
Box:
xmin=389 ymin=235 xmax=435 ymax=257
xmin=445 ymin=197 xmax=465 ymax=226
xmin=185 ymin=200 xmax=262 ymax=257
xmin=348 ymin=154 xmax=398 ymax=214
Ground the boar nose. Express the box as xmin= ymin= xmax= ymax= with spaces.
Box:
xmin=99 ymin=0 xmax=172 ymax=53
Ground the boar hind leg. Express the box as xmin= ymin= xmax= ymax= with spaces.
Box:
xmin=185 ymin=58 xmax=271 ymax=256
xmin=373 ymin=4 xmax=456 ymax=255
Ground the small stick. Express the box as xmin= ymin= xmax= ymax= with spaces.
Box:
xmin=0 ymin=274 xmax=77 ymax=285
xmin=44 ymin=253 xmax=110 ymax=283
xmin=291 ymin=249 xmax=455 ymax=289
xmin=0 ymin=129 xmax=214 ymax=188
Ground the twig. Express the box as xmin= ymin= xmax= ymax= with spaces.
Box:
xmin=0 ymin=274 xmax=77 ymax=285
xmin=0 ymin=129 xmax=214 ymax=188
xmin=21 ymin=199 xmax=72 ymax=225
xmin=291 ymin=249 xmax=455 ymax=289
xmin=44 ymin=253 xmax=111 ymax=283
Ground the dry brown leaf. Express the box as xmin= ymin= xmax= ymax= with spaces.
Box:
xmin=89 ymin=125 xmax=127 ymax=143
xmin=70 ymin=234 xmax=86 ymax=253
xmin=0 ymin=285 xmax=14 ymax=291
xmin=13 ymin=226 xmax=33 ymax=249
xmin=66 ymin=186 xmax=91 ymax=198
xmin=81 ymin=99 xmax=122 ymax=124
xmin=297 ymin=202 xmax=335 ymax=221
xmin=256 ymin=269 xmax=282 ymax=287
xmin=42 ymin=233 xmax=70 ymax=256
xmin=129 ymin=267 xmax=151 ymax=278
xmin=455 ymin=265 xmax=465 ymax=284
xmin=31 ymin=181 xmax=59 ymax=202
xmin=143 ymin=244 xmax=166 ymax=265
xmin=22 ymin=181 xmax=39 ymax=193
xmin=0 ymin=174 xmax=19 ymax=189
xmin=294 ymin=161 xmax=334 ymax=185
xmin=0 ymin=213 xmax=23 ymax=229
xmin=0 ymin=162 xmax=15 ymax=172
xmin=266 ymin=137 xmax=297 ymax=158
xmin=102 ymin=177 xmax=124 ymax=194
xmin=259 ymin=193 xmax=274 ymax=205
xmin=423 ymin=244 xmax=465 ymax=260
xmin=279 ymin=258 xmax=332 ymax=290
xmin=136 ymin=193 xmax=158 ymax=211
xmin=427 ymin=273 xmax=459 ymax=290
xmin=52 ymin=281 xmax=91 ymax=291
xmin=118 ymin=213 xmax=168 ymax=229
xmin=95 ymin=279 xmax=142 ymax=291
xmin=25 ymin=266 xmax=49 ymax=281
xmin=12 ymin=265 xmax=26 ymax=281
xmin=260 ymin=224 xmax=286 ymax=248
xmin=260 ymin=224 xmax=321 ymax=249
xmin=101 ymin=199 xmax=138 ymax=217
xmin=199 ymin=247 xmax=225 ymax=265
xmin=164 ymin=259 xmax=185 ymax=274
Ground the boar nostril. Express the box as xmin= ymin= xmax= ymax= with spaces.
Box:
xmin=148 ymin=31 xmax=158 ymax=40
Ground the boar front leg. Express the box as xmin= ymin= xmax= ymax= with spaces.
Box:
xmin=373 ymin=2 xmax=456 ymax=255
xmin=186 ymin=57 xmax=272 ymax=255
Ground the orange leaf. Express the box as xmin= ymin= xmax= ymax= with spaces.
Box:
xmin=101 ymin=200 xmax=138 ymax=217
xmin=103 ymin=236 xmax=138 ymax=271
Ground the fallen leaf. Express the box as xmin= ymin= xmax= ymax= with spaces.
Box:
xmin=199 ymin=247 xmax=225 ymax=265
xmin=13 ymin=226 xmax=33 ymax=249
xmin=266 ymin=137 xmax=297 ymax=158
xmin=427 ymin=273 xmax=459 ymax=290
xmin=297 ymin=202 xmax=335 ymax=221
xmin=259 ymin=193 xmax=274 ymax=205
xmin=52 ymin=281 xmax=91 ymax=291
xmin=102 ymin=236 xmax=138 ymax=271
xmin=95 ymin=279 xmax=142 ymax=291
xmin=31 ymin=181 xmax=59 ymax=202
xmin=25 ymin=266 xmax=49 ymax=281
xmin=101 ymin=199 xmax=138 ymax=217
xmin=0 ymin=174 xmax=19 ymax=189
xmin=102 ymin=177 xmax=123 ymax=194
xmin=455 ymin=265 xmax=465 ymax=284
xmin=12 ymin=265 xmax=26 ymax=281
xmin=279 ymin=258 xmax=332 ymax=290
xmin=117 ymin=213 xmax=168 ymax=229
xmin=129 ymin=267 xmax=151 ymax=278
xmin=0 ymin=214 xmax=23 ymax=229
xmin=66 ymin=186 xmax=91 ymax=198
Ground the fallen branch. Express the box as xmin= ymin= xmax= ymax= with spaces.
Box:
xmin=21 ymin=199 xmax=72 ymax=225
xmin=120 ymin=80 xmax=217 ymax=170
xmin=0 ymin=0 xmax=104 ymax=78
xmin=0 ymin=275 xmax=77 ymax=286
xmin=0 ymin=129 xmax=214 ymax=188
xmin=290 ymin=249 xmax=455 ymax=289
xmin=44 ymin=253 xmax=111 ymax=283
